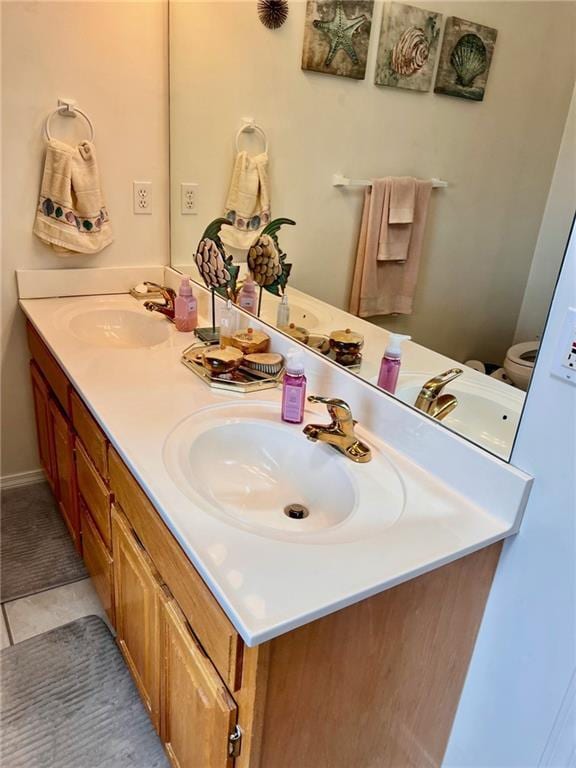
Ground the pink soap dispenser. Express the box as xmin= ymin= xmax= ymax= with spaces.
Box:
xmin=174 ymin=276 xmax=198 ymax=332
xmin=377 ymin=333 xmax=411 ymax=394
xmin=238 ymin=274 xmax=258 ymax=315
xmin=281 ymin=350 xmax=307 ymax=424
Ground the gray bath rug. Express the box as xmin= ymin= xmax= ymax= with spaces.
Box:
xmin=0 ymin=615 xmax=169 ymax=768
xmin=1 ymin=482 xmax=88 ymax=603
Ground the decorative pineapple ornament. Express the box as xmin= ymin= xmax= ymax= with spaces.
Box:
xmin=194 ymin=218 xmax=239 ymax=298
xmin=194 ymin=217 xmax=239 ymax=341
xmin=247 ymin=218 xmax=295 ymax=312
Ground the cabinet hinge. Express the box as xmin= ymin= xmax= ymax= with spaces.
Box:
xmin=228 ymin=725 xmax=242 ymax=758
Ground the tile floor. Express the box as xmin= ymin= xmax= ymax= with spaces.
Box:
xmin=3 ymin=578 xmax=110 ymax=646
xmin=1 ymin=483 xmax=110 ymax=649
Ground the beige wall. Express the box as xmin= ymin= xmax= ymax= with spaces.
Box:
xmin=514 ymin=85 xmax=576 ymax=344
xmin=1 ymin=1 xmax=169 ymax=478
xmin=170 ymin=1 xmax=575 ymax=364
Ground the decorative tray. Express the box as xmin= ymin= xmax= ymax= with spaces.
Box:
xmin=181 ymin=341 xmax=284 ymax=393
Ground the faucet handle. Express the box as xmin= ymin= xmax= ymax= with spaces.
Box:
xmin=424 ymin=368 xmax=463 ymax=394
xmin=307 ymin=395 xmax=353 ymax=423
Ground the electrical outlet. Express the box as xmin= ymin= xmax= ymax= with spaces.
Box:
xmin=551 ymin=307 xmax=576 ymax=386
xmin=181 ymin=183 xmax=199 ymax=215
xmin=133 ymin=181 xmax=152 ymax=215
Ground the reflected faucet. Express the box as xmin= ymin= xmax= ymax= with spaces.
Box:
xmin=414 ymin=368 xmax=463 ymax=421
xmin=303 ymin=396 xmax=372 ymax=463
xmin=143 ymin=282 xmax=177 ymax=321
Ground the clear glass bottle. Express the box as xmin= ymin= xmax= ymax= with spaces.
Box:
xmin=219 ymin=300 xmax=237 ymax=347
xmin=276 ymin=293 xmax=290 ymax=327
xmin=281 ymin=350 xmax=307 ymax=424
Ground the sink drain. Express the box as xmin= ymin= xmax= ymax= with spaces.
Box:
xmin=284 ymin=503 xmax=309 ymax=520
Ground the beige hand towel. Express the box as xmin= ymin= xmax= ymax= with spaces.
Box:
xmin=349 ymin=178 xmax=433 ymax=317
xmin=378 ymin=176 xmax=416 ymax=262
xmin=221 ymin=150 xmax=270 ymax=251
xmin=33 ymin=138 xmax=113 ymax=255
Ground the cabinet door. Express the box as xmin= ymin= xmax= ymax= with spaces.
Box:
xmin=29 ymin=361 xmax=57 ymax=493
xmin=49 ymin=399 xmax=80 ymax=551
xmin=112 ymin=506 xmax=162 ymax=729
xmin=161 ymin=596 xmax=237 ymax=768
xmin=81 ymin=501 xmax=115 ymax=626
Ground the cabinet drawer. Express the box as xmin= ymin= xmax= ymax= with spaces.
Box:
xmin=71 ymin=390 xmax=108 ymax=481
xmin=76 ymin=441 xmax=111 ymax=548
xmin=81 ymin=502 xmax=114 ymax=626
xmin=109 ymin=447 xmax=243 ymax=691
xmin=26 ymin=321 xmax=70 ymax=416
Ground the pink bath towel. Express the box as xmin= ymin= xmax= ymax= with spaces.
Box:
xmin=349 ymin=178 xmax=433 ymax=317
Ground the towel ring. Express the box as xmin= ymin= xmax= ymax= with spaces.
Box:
xmin=44 ymin=105 xmax=95 ymax=143
xmin=235 ymin=122 xmax=268 ymax=154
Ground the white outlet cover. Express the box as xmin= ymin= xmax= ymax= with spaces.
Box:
xmin=181 ymin=183 xmax=198 ymax=215
xmin=133 ymin=181 xmax=152 ymax=215
xmin=551 ymin=306 xmax=576 ymax=386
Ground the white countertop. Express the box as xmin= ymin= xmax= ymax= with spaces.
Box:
xmin=20 ymin=292 xmax=530 ymax=646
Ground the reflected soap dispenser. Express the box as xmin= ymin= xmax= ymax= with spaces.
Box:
xmin=238 ymin=274 xmax=258 ymax=315
xmin=377 ymin=333 xmax=411 ymax=394
xmin=174 ymin=276 xmax=198 ymax=332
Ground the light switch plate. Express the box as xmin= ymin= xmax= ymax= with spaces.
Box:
xmin=551 ymin=307 xmax=576 ymax=385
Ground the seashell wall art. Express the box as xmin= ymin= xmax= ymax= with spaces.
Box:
xmin=375 ymin=2 xmax=442 ymax=92
xmin=434 ymin=16 xmax=498 ymax=102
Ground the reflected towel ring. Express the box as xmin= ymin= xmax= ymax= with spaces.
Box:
xmin=44 ymin=105 xmax=95 ymax=143
xmin=235 ymin=122 xmax=268 ymax=154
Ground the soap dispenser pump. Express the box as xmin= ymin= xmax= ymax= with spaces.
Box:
xmin=377 ymin=333 xmax=411 ymax=394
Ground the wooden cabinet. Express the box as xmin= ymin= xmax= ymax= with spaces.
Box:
xmin=49 ymin=399 xmax=80 ymax=551
xmin=27 ymin=317 xmax=504 ymax=768
xmin=81 ymin=501 xmax=114 ymax=624
xmin=161 ymin=596 xmax=237 ymax=768
xmin=29 ymin=361 xmax=57 ymax=493
xmin=112 ymin=506 xmax=162 ymax=729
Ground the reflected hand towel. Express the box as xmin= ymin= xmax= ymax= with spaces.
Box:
xmin=349 ymin=178 xmax=432 ymax=317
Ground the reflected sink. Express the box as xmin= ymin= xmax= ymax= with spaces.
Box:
xmin=163 ymin=403 xmax=405 ymax=543
xmin=395 ymin=375 xmax=523 ymax=458
xmin=66 ymin=308 xmax=170 ymax=349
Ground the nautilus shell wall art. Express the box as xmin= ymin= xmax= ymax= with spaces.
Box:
xmin=434 ymin=17 xmax=497 ymax=101
xmin=375 ymin=2 xmax=442 ymax=92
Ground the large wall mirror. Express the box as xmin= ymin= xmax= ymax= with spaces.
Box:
xmin=169 ymin=0 xmax=576 ymax=461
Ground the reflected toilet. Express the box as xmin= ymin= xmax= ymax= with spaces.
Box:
xmin=504 ymin=341 xmax=539 ymax=390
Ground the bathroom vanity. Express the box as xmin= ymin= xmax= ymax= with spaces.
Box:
xmin=21 ymin=286 xmax=530 ymax=768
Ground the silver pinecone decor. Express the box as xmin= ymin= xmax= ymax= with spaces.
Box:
xmin=194 ymin=218 xmax=239 ymax=298
xmin=247 ymin=217 xmax=295 ymax=296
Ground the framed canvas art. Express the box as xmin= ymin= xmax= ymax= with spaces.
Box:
xmin=375 ymin=2 xmax=442 ymax=92
xmin=434 ymin=16 xmax=497 ymax=101
xmin=302 ymin=0 xmax=374 ymax=80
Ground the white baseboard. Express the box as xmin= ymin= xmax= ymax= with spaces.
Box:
xmin=1 ymin=469 xmax=45 ymax=490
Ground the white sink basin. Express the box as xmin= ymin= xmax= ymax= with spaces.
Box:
xmin=395 ymin=375 xmax=523 ymax=458
xmin=65 ymin=307 xmax=170 ymax=349
xmin=163 ymin=403 xmax=405 ymax=543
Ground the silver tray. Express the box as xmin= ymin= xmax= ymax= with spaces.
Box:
xmin=181 ymin=341 xmax=284 ymax=393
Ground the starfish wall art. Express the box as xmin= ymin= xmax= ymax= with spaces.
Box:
xmin=301 ymin=0 xmax=374 ymax=80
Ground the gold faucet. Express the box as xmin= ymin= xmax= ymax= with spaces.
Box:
xmin=143 ymin=282 xmax=177 ymax=321
xmin=303 ymin=396 xmax=372 ymax=463
xmin=414 ymin=368 xmax=463 ymax=421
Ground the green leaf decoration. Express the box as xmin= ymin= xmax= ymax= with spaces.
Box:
xmin=260 ymin=217 xmax=296 ymax=250
xmin=202 ymin=217 xmax=231 ymax=245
